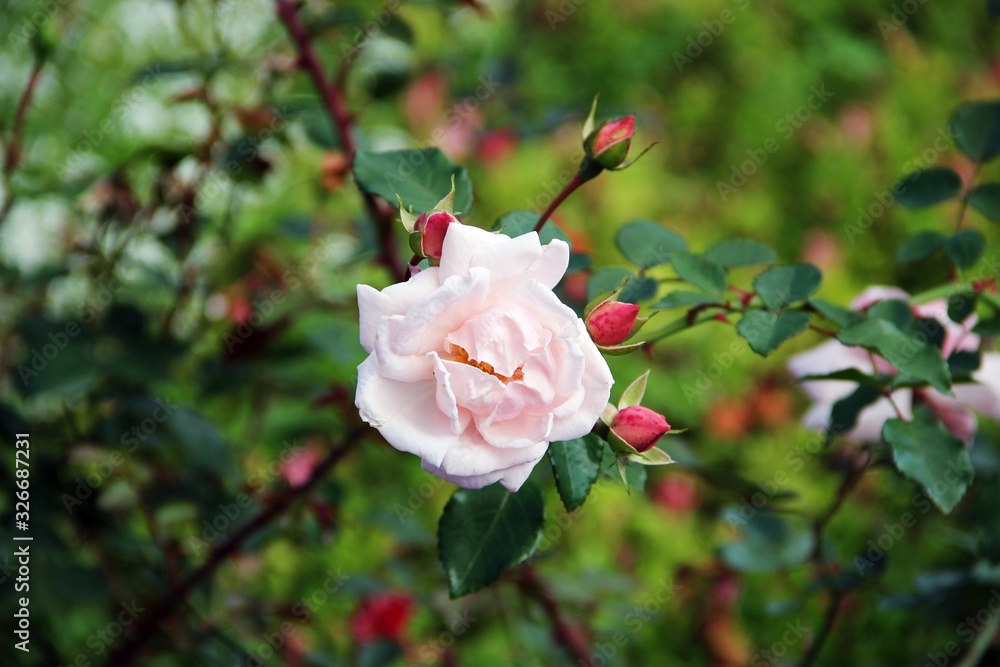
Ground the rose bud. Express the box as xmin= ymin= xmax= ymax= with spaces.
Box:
xmin=612 ymin=405 xmax=670 ymax=453
xmin=586 ymin=300 xmax=641 ymax=346
xmin=585 ymin=115 xmax=635 ymax=170
xmin=416 ymin=211 xmax=459 ymax=260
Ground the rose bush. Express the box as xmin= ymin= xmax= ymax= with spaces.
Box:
xmin=789 ymin=286 xmax=1000 ymax=442
xmin=356 ymin=223 xmax=613 ymax=491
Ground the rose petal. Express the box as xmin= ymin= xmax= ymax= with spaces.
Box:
xmin=438 ymin=224 xmax=509 ymax=281
xmin=357 ymin=268 xmax=441 ymax=352
xmin=421 ymin=438 xmax=548 ymax=491
xmin=437 ymin=358 xmax=505 ymax=416
xmin=356 ymin=357 xmax=460 ymax=468
xmin=544 ymin=324 xmax=609 ymax=441
xmin=850 ymin=285 xmax=910 ymax=310
xmin=421 ymin=457 xmax=541 ymax=492
xmin=922 ymin=389 xmax=978 ymax=444
xmin=960 ymin=353 xmax=1000 ymax=421
xmin=447 ymin=305 xmax=545 ymax=377
xmin=431 ymin=353 xmax=473 ymax=435
xmin=469 ymin=232 xmax=570 ymax=292
xmin=478 ymin=409 xmax=553 ymax=449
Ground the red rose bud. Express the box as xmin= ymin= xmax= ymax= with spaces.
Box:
xmin=612 ymin=405 xmax=670 ymax=453
xmin=585 ymin=115 xmax=634 ymax=169
xmin=417 ymin=211 xmax=459 ymax=259
xmin=586 ymin=300 xmax=641 ymax=346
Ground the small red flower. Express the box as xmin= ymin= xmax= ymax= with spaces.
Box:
xmin=351 ymin=592 xmax=414 ymax=645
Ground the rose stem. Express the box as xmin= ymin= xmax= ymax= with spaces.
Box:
xmin=275 ymin=0 xmax=406 ymax=283
xmin=534 ymin=174 xmax=587 ymax=234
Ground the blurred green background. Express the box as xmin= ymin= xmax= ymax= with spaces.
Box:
xmin=1 ymin=0 xmax=1000 ymax=665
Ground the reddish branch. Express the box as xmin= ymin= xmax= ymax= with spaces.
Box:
xmin=517 ymin=565 xmax=594 ymax=666
xmin=274 ymin=0 xmax=406 ymax=283
xmin=0 ymin=60 xmax=44 ymax=225
xmin=103 ymin=432 xmax=361 ymax=667
xmin=534 ymin=174 xmax=587 ymax=234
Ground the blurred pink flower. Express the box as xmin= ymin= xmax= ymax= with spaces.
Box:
xmin=788 ymin=286 xmax=1000 ymax=443
xmin=653 ymin=476 xmax=699 ymax=514
xmin=281 ymin=443 xmax=324 ymax=489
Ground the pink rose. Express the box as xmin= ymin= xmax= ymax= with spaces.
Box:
xmin=356 ymin=224 xmax=614 ymax=491
xmin=788 ymin=286 xmax=1000 ymax=443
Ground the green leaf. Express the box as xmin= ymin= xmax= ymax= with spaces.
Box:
xmin=754 ymin=264 xmax=822 ymax=311
xmin=973 ymin=317 xmax=1000 ymax=336
xmin=719 ymin=510 xmax=814 ymax=573
xmin=809 ymin=298 xmax=864 ymax=328
xmin=799 ymin=368 xmax=885 ymax=385
xmin=653 ymin=291 xmax=725 ymax=310
xmin=968 ymin=183 xmax=1000 ymax=223
xmin=948 ymin=350 xmax=982 ymax=381
xmin=587 ymin=267 xmax=658 ymax=304
xmin=670 ymin=251 xmax=727 ymax=294
xmin=868 ymin=299 xmax=914 ymax=330
xmin=892 ymin=168 xmax=963 ymax=208
xmin=615 ymin=219 xmax=687 ymax=268
xmin=736 ymin=310 xmax=810 ymax=357
xmin=301 ymin=106 xmax=340 ymax=149
xmin=945 ymin=229 xmax=986 ymax=268
xmin=704 ymin=239 xmax=778 ymax=267
xmin=951 ymin=101 xmax=1000 ymax=163
xmin=438 ymin=483 xmax=545 ymax=597
xmin=897 ymin=231 xmax=948 ymax=264
xmin=838 ymin=319 xmax=952 ymax=394
xmin=548 ymin=435 xmax=605 ymax=512
xmin=971 ymin=479 xmax=1000 ymax=562
xmin=883 ymin=412 xmax=974 ymax=514
xmin=492 ymin=211 xmax=571 ymax=246
xmin=353 ymin=148 xmax=473 ymax=212
xmin=827 ymin=385 xmax=883 ymax=443
xmin=947 ymin=293 xmax=978 ymax=323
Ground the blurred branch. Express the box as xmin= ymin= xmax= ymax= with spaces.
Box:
xmin=274 ymin=0 xmax=406 ymax=283
xmin=516 ymin=565 xmax=594 ymax=666
xmin=798 ymin=452 xmax=868 ymax=667
xmin=0 ymin=59 xmax=44 ymax=226
xmin=797 ymin=589 xmax=843 ymax=667
xmin=103 ymin=426 xmax=364 ymax=667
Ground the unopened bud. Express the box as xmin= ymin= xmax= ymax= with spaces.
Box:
xmin=612 ymin=405 xmax=670 ymax=453
xmin=586 ymin=300 xmax=641 ymax=346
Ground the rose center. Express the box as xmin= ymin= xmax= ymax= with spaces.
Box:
xmin=449 ymin=345 xmax=524 ymax=384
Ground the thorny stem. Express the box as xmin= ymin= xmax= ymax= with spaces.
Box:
xmin=103 ymin=431 xmax=362 ymax=667
xmin=274 ymin=0 xmax=406 ymax=283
